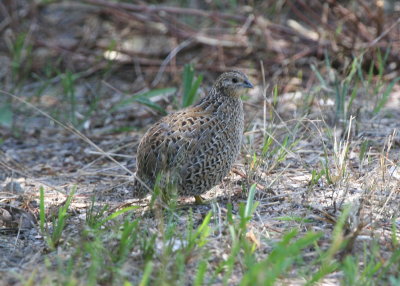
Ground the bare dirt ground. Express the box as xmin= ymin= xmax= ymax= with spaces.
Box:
xmin=1 ymin=1 xmax=400 ymax=285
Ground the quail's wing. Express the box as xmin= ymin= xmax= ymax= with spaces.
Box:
xmin=136 ymin=109 xmax=218 ymax=177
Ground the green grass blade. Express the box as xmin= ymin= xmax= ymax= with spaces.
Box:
xmin=311 ymin=65 xmax=325 ymax=86
xmin=184 ymin=74 xmax=203 ymax=107
xmin=183 ymin=64 xmax=194 ymax=105
xmin=373 ymin=77 xmax=400 ymax=114
xmin=112 ymin=87 xmax=176 ymax=113
xmin=139 ymin=261 xmax=154 ymax=286
xmin=115 ymin=219 xmax=139 ymax=265
xmin=133 ymin=97 xmax=167 ymax=115
xmin=182 ymin=63 xmax=202 ymax=107
xmin=195 ymin=211 xmax=212 ymax=247
xmin=244 ymin=184 xmax=257 ymax=218
xmin=39 ymin=186 xmax=46 ymax=234
xmin=193 ymin=259 xmax=207 ymax=286
xmin=50 ymin=186 xmax=76 ymax=248
xmin=96 ymin=206 xmax=139 ymax=229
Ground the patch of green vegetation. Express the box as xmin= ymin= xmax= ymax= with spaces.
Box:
xmin=241 ymin=230 xmax=321 ymax=286
xmin=181 ymin=64 xmax=203 ymax=108
xmin=250 ymin=132 xmax=299 ymax=174
xmin=114 ymin=87 xmax=176 ymax=116
xmin=308 ymin=168 xmax=325 ymax=187
xmin=24 ymin=166 xmax=400 ymax=285
xmin=311 ymin=48 xmax=399 ymax=125
xmin=39 ymin=186 xmax=76 ymax=250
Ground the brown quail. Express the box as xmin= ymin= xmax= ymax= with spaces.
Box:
xmin=134 ymin=70 xmax=253 ymax=201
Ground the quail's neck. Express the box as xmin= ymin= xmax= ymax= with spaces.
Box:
xmin=196 ymin=87 xmax=242 ymax=117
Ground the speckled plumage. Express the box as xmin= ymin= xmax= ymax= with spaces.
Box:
xmin=134 ymin=71 xmax=253 ymax=198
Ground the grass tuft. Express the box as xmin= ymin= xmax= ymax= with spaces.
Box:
xmin=182 ymin=64 xmax=203 ymax=108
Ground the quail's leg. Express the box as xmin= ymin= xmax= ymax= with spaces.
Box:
xmin=194 ymin=195 xmax=204 ymax=204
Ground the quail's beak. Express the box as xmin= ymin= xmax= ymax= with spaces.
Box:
xmin=242 ymin=79 xmax=254 ymax=89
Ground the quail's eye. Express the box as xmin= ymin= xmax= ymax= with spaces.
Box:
xmin=232 ymin=78 xmax=238 ymax=83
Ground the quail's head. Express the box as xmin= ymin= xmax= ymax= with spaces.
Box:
xmin=214 ymin=70 xmax=254 ymax=97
